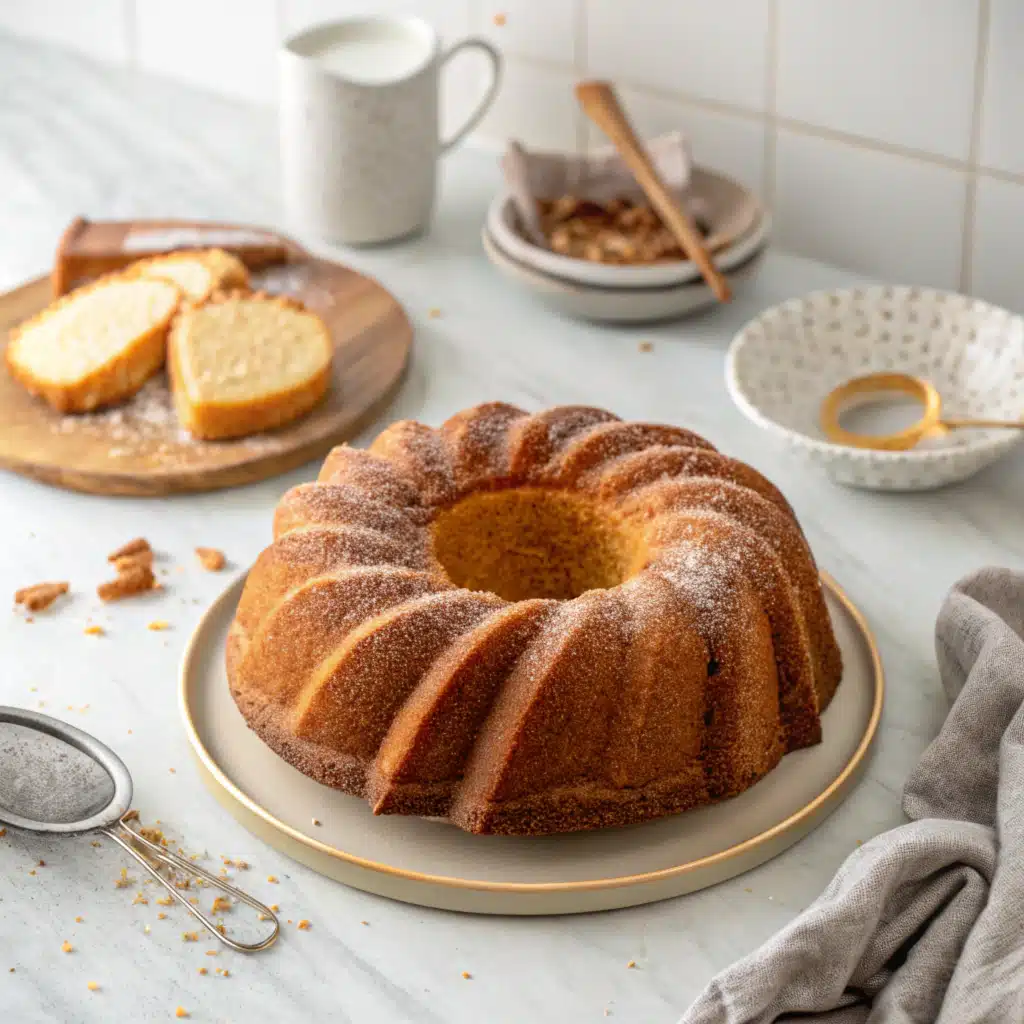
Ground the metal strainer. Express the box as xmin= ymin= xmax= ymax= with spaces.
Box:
xmin=0 ymin=706 xmax=278 ymax=952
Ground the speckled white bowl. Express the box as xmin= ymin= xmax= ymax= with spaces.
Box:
xmin=726 ymin=286 xmax=1024 ymax=490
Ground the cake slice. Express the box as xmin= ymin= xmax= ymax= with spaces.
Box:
xmin=129 ymin=248 xmax=249 ymax=303
xmin=168 ymin=290 xmax=332 ymax=440
xmin=6 ymin=274 xmax=182 ymax=413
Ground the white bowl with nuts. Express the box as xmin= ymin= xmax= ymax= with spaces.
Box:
xmin=487 ymin=165 xmax=768 ymax=290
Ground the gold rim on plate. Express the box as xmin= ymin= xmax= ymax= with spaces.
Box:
xmin=179 ymin=569 xmax=883 ymax=897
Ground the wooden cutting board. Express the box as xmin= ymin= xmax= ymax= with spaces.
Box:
xmin=0 ymin=222 xmax=412 ymax=496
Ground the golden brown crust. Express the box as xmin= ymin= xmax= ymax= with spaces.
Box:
xmin=7 ymin=273 xmax=180 ymax=414
xmin=168 ymin=290 xmax=331 ymax=440
xmin=228 ymin=404 xmax=842 ymax=835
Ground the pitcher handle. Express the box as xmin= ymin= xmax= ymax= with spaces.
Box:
xmin=439 ymin=38 xmax=503 ymax=153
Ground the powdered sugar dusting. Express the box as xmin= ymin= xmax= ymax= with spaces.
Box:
xmin=123 ymin=228 xmax=278 ymax=253
xmin=49 ymin=375 xmax=287 ymax=465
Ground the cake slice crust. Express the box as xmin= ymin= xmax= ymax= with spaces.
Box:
xmin=168 ymin=290 xmax=332 ymax=440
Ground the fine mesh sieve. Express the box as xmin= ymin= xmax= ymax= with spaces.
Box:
xmin=0 ymin=707 xmax=278 ymax=952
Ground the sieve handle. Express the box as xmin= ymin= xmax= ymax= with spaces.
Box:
xmin=101 ymin=816 xmax=279 ymax=952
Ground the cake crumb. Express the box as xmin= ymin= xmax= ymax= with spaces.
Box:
xmin=198 ymin=968 xmax=207 ymax=976
xmin=168 ymin=768 xmax=176 ymax=774
xmin=270 ymin=904 xmax=279 ymax=912
xmin=148 ymin=620 xmax=170 ymax=631
xmin=493 ymin=12 xmax=506 ymax=25
xmin=0 ymin=829 xmax=5 ymax=838
xmin=211 ymin=897 xmax=231 ymax=914
xmin=87 ymin=981 xmax=99 ymax=991
xmin=61 ymin=941 xmax=73 ymax=953
xmin=157 ymin=913 xmax=167 ymax=920
xmin=428 ymin=307 xmax=442 ymax=318
xmin=297 ymin=919 xmax=311 ymax=930
xmin=14 ymin=581 xmax=68 ymax=612
xmin=75 ymin=916 xmax=84 ymax=923
xmin=627 ymin=960 xmax=636 ymax=969
xmin=83 ymin=624 xmax=105 ymax=636
xmin=638 ymin=341 xmax=654 ymax=353
xmin=205 ymin=950 xmax=218 ymax=956
xmin=108 ymin=538 xmax=150 ymax=563
xmin=97 ymin=564 xmax=157 ymax=601
xmin=312 ymin=818 xmax=321 ymax=826
xmin=267 ymin=875 xmax=278 ymax=883
xmin=182 ymin=931 xmax=198 ymax=942
xmin=461 ymin=971 xmax=471 ymax=980
xmin=175 ymin=1008 xmax=189 ymax=1019
xmin=195 ymin=547 xmax=226 ymax=571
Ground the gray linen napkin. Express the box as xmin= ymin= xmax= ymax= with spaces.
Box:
xmin=681 ymin=566 xmax=1024 ymax=1024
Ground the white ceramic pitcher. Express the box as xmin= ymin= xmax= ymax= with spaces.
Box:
xmin=280 ymin=16 xmax=502 ymax=244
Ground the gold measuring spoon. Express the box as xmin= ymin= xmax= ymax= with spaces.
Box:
xmin=820 ymin=372 xmax=1024 ymax=451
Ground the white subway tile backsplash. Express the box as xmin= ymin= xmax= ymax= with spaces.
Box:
xmin=474 ymin=59 xmax=579 ymax=151
xmin=971 ymin=176 xmax=1024 ymax=312
xmin=585 ymin=88 xmax=766 ymax=198
xmin=980 ymin=0 xmax=1024 ymax=175
xmin=3 ymin=0 xmax=1024 ymax=295
xmin=777 ymin=0 xmax=979 ymax=161
xmin=586 ymin=0 xmax=773 ymax=112
xmin=0 ymin=0 xmax=131 ymax=64
xmin=135 ymin=0 xmax=279 ymax=104
xmin=775 ymin=130 xmax=967 ymax=288
xmin=281 ymin=0 xmax=472 ymax=43
xmin=477 ymin=0 xmax=578 ymax=66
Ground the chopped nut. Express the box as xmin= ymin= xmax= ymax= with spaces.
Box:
xmin=311 ymin=818 xmax=321 ymax=827
xmin=147 ymin=620 xmax=170 ymax=631
xmin=108 ymin=538 xmax=151 ymax=563
xmin=14 ymin=581 xmax=68 ymax=612
xmin=113 ymin=549 xmax=154 ymax=573
xmin=61 ymin=941 xmax=73 ymax=953
xmin=360 ymin=920 xmax=368 ymax=926
xmin=83 ymin=624 xmax=105 ymax=636
xmin=97 ymin=565 xmax=157 ymax=602
xmin=195 ymin=547 xmax=226 ymax=571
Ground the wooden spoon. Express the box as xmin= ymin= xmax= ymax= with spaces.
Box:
xmin=575 ymin=80 xmax=731 ymax=302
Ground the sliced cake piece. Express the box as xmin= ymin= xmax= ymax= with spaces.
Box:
xmin=129 ymin=248 xmax=249 ymax=303
xmin=6 ymin=273 xmax=181 ymax=413
xmin=168 ymin=290 xmax=332 ymax=440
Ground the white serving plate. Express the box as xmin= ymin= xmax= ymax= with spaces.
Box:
xmin=482 ymin=226 xmax=767 ymax=323
xmin=727 ymin=286 xmax=1024 ymax=491
xmin=180 ymin=572 xmax=882 ymax=916
xmin=487 ymin=166 xmax=767 ymax=290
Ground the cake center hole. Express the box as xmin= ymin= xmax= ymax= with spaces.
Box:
xmin=430 ymin=488 xmax=641 ymax=602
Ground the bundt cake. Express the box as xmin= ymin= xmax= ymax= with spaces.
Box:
xmin=227 ymin=404 xmax=842 ymax=835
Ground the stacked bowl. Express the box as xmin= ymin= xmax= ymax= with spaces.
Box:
xmin=482 ymin=167 xmax=770 ymax=323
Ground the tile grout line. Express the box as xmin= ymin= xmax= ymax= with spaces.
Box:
xmin=573 ymin=0 xmax=588 ymax=154
xmin=960 ymin=0 xmax=992 ymax=294
xmin=762 ymin=0 xmax=780 ymax=212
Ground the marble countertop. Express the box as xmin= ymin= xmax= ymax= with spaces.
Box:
xmin=2 ymin=35 xmax=1023 ymax=1024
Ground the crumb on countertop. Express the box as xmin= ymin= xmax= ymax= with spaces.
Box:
xmin=195 ymin=547 xmax=226 ymax=571
xmin=14 ymin=581 xmax=69 ymax=612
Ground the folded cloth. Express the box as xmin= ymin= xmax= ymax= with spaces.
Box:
xmin=681 ymin=566 xmax=1024 ymax=1024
